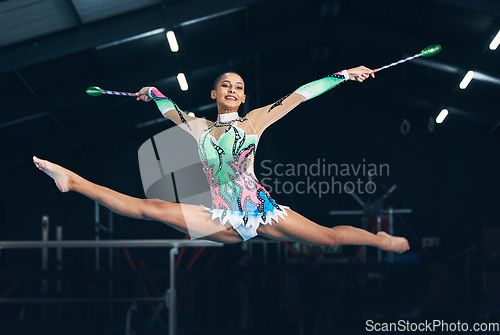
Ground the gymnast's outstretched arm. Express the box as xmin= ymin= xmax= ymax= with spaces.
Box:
xmin=134 ymin=86 xmax=210 ymax=137
xmin=246 ymin=66 xmax=374 ymax=136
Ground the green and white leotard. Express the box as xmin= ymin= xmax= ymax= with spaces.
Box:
xmin=149 ymin=70 xmax=348 ymax=240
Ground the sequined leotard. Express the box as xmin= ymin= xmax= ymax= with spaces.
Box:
xmin=149 ymin=71 xmax=348 ymax=240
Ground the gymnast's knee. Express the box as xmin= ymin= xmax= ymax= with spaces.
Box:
xmin=328 ymin=229 xmax=345 ymax=248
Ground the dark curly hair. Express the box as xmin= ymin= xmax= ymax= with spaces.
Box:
xmin=212 ymin=72 xmax=244 ymax=90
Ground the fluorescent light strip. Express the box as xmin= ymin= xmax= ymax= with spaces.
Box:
xmin=97 ymin=28 xmax=166 ymax=50
xmin=166 ymin=31 xmax=179 ymax=52
xmin=436 ymin=109 xmax=449 ymax=124
xmin=177 ymin=73 xmax=188 ymax=91
xmin=177 ymin=8 xmax=243 ymax=27
xmin=471 ymin=72 xmax=500 ymax=85
xmin=489 ymin=29 xmax=500 ymax=51
xmin=459 ymin=71 xmax=474 ymax=89
xmin=412 ymin=59 xmax=500 ymax=87
xmin=412 ymin=58 xmax=459 ymax=74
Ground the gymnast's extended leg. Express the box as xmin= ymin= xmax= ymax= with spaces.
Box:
xmin=32 ymin=156 xmax=242 ymax=243
xmin=257 ymin=209 xmax=409 ymax=253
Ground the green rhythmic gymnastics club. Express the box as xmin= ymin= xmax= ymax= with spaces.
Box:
xmin=86 ymin=86 xmax=136 ymax=97
xmin=372 ymin=44 xmax=442 ymax=73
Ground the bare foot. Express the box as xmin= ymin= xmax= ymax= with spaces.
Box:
xmin=377 ymin=231 xmax=410 ymax=254
xmin=33 ymin=156 xmax=73 ymax=192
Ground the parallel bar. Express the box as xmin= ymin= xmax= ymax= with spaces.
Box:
xmin=41 ymin=216 xmax=49 ymax=319
xmin=0 ymin=239 xmax=223 ymax=249
xmin=168 ymin=247 xmax=179 ymax=335
xmin=95 ymin=202 xmax=100 ymax=271
xmin=0 ymin=238 xmax=221 ymax=334
xmin=329 ymin=209 xmax=412 ymax=215
xmin=108 ymin=211 xmax=114 ymax=318
xmin=377 ymin=217 xmax=382 ymax=263
xmin=388 ymin=208 xmax=394 ymax=263
xmin=386 ymin=209 xmax=413 ymax=214
xmin=329 ymin=210 xmax=364 ymax=215
xmin=0 ymin=297 xmax=164 ymax=304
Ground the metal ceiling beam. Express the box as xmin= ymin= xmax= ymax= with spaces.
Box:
xmin=66 ymin=0 xmax=84 ymax=29
xmin=0 ymin=0 xmax=264 ymax=74
xmin=13 ymin=69 xmax=38 ymax=98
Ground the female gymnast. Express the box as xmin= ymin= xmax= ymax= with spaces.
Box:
xmin=33 ymin=66 xmax=409 ymax=253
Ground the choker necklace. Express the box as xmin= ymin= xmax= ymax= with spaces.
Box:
xmin=217 ymin=112 xmax=239 ymax=122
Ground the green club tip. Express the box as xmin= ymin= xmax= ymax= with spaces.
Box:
xmin=86 ymin=86 xmax=103 ymax=96
xmin=419 ymin=44 xmax=441 ymax=57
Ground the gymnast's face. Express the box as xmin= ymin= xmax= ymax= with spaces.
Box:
xmin=211 ymin=73 xmax=246 ymax=112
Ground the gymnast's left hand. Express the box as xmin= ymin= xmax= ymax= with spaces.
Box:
xmin=346 ymin=66 xmax=375 ymax=82
xmin=133 ymin=87 xmax=153 ymax=102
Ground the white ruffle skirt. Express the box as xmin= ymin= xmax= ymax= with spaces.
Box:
xmin=200 ymin=204 xmax=290 ymax=241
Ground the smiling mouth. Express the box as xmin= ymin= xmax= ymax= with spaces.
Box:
xmin=225 ymin=96 xmax=237 ymax=101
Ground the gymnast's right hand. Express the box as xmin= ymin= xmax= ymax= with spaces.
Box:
xmin=134 ymin=87 xmax=153 ymax=102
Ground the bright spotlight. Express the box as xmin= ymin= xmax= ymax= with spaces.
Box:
xmin=436 ymin=109 xmax=449 ymax=124
xmin=489 ymin=29 xmax=500 ymax=50
xmin=166 ymin=31 xmax=179 ymax=52
xmin=459 ymin=71 xmax=474 ymax=89
xmin=177 ymin=73 xmax=188 ymax=91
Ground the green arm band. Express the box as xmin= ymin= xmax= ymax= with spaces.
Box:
xmin=294 ymin=71 xmax=348 ymax=100
xmin=149 ymin=87 xmax=178 ymax=113
xmin=149 ymin=87 xmax=192 ymax=131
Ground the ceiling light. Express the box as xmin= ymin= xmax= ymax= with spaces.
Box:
xmin=459 ymin=71 xmax=474 ymax=89
xmin=436 ymin=109 xmax=448 ymax=124
xmin=489 ymin=29 xmax=500 ymax=50
xmin=166 ymin=31 xmax=179 ymax=52
xmin=177 ymin=73 xmax=188 ymax=91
